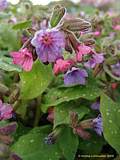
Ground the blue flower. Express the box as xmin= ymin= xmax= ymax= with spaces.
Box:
xmin=93 ymin=115 xmax=103 ymax=136
xmin=64 ymin=67 xmax=88 ymax=86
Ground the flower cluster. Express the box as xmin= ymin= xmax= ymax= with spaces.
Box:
xmin=10 ymin=9 xmax=104 ymax=87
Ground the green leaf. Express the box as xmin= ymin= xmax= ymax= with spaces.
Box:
xmin=11 ymin=126 xmax=78 ymax=160
xmin=16 ymin=101 xmax=28 ymax=119
xmin=54 ymin=101 xmax=90 ymax=128
xmin=79 ymin=132 xmax=105 ymax=154
xmin=41 ymin=77 xmax=100 ymax=112
xmin=11 ymin=126 xmax=61 ymax=160
xmin=58 ymin=127 xmax=79 ymax=160
xmin=0 ymin=23 xmax=20 ymax=51
xmin=20 ymin=60 xmax=53 ymax=100
xmin=0 ymin=13 xmax=11 ymax=20
xmin=12 ymin=20 xmax=32 ymax=30
xmin=0 ymin=57 xmax=22 ymax=72
xmin=79 ymin=5 xmax=97 ymax=15
xmin=13 ymin=123 xmax=31 ymax=141
xmin=100 ymin=93 xmax=120 ymax=154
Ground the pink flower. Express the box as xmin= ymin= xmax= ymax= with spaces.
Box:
xmin=113 ymin=25 xmax=120 ymax=31
xmin=10 ymin=48 xmax=33 ymax=72
xmin=93 ymin=31 xmax=101 ymax=37
xmin=53 ymin=58 xmax=74 ymax=75
xmin=76 ymin=44 xmax=91 ymax=62
xmin=0 ymin=100 xmax=13 ymax=120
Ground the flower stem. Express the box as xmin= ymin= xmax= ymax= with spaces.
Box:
xmin=34 ymin=97 xmax=42 ymax=127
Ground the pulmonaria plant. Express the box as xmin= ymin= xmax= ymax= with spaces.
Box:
xmin=8 ymin=4 xmax=120 ymax=159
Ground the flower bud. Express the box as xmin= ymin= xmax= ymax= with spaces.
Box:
xmin=111 ymin=83 xmax=118 ymax=90
xmin=62 ymin=18 xmax=91 ymax=32
xmin=50 ymin=5 xmax=66 ymax=28
xmin=83 ymin=38 xmax=95 ymax=46
xmin=9 ymin=85 xmax=20 ymax=103
xmin=0 ymin=122 xmax=17 ymax=135
xmin=73 ymin=127 xmax=91 ymax=140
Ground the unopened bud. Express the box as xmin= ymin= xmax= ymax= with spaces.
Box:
xmin=111 ymin=83 xmax=118 ymax=90
xmin=70 ymin=112 xmax=78 ymax=128
xmin=73 ymin=127 xmax=91 ymax=140
xmin=0 ymin=122 xmax=17 ymax=135
xmin=65 ymin=38 xmax=73 ymax=53
xmin=83 ymin=38 xmax=95 ymax=46
xmin=9 ymin=85 xmax=20 ymax=103
xmin=0 ymin=134 xmax=13 ymax=145
xmin=50 ymin=5 xmax=66 ymax=27
xmin=62 ymin=18 xmax=91 ymax=32
xmin=80 ymin=119 xmax=93 ymax=129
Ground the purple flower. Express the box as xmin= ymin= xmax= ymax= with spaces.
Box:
xmin=0 ymin=0 xmax=8 ymax=11
xmin=85 ymin=53 xmax=104 ymax=69
xmin=91 ymin=101 xmax=100 ymax=110
xmin=31 ymin=28 xmax=65 ymax=63
xmin=0 ymin=100 xmax=13 ymax=120
xmin=64 ymin=67 xmax=88 ymax=86
xmin=92 ymin=115 xmax=103 ymax=136
xmin=111 ymin=62 xmax=120 ymax=77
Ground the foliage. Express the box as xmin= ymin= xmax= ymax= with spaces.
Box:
xmin=0 ymin=0 xmax=120 ymax=159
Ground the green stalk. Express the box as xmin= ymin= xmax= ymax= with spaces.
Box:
xmin=34 ymin=96 xmax=42 ymax=127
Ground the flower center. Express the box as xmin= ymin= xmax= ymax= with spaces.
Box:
xmin=41 ymin=34 xmax=53 ymax=45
